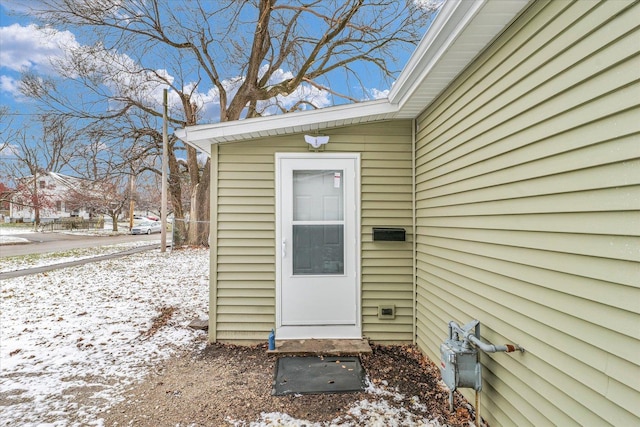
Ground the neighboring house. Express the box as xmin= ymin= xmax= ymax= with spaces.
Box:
xmin=176 ymin=1 xmax=639 ymax=426
xmin=10 ymin=172 xmax=93 ymax=221
xmin=0 ymin=182 xmax=12 ymax=219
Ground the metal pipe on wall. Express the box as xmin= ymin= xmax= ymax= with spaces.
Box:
xmin=448 ymin=320 xmax=524 ymax=353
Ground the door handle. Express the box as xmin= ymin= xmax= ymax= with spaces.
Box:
xmin=282 ymin=238 xmax=286 ymax=258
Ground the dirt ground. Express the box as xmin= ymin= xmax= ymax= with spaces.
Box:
xmin=102 ymin=339 xmax=478 ymax=426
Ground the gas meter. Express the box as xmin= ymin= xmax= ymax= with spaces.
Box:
xmin=440 ymin=319 xmax=524 ymax=420
xmin=440 ymin=338 xmax=482 ymax=392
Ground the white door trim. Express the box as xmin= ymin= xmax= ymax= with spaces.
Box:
xmin=275 ymin=152 xmax=361 ymax=339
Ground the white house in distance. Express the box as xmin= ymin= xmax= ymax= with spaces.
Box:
xmin=176 ymin=1 xmax=639 ymax=426
xmin=9 ymin=172 xmax=92 ymax=222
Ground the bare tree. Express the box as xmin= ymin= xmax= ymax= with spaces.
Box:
xmin=64 ymin=175 xmax=129 ymax=231
xmin=0 ymin=108 xmax=18 ymax=218
xmin=0 ymin=107 xmax=14 ymax=154
xmin=0 ymin=115 xmax=80 ymax=227
xmin=16 ymin=0 xmax=438 ymax=245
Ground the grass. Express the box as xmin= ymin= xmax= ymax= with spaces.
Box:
xmin=0 ymin=241 xmax=157 ymax=273
xmin=0 ymin=223 xmax=35 ymax=230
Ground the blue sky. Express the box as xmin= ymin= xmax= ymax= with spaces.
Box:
xmin=1 ymin=2 xmax=66 ymax=120
xmin=0 ymin=1 xmax=441 ymax=168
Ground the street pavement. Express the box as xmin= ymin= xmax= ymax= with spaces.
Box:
xmin=0 ymin=232 xmax=165 ymax=257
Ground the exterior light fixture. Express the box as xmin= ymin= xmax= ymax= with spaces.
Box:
xmin=304 ymin=134 xmax=330 ymax=149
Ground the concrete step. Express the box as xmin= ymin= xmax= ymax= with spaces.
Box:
xmin=268 ymin=339 xmax=371 ymax=356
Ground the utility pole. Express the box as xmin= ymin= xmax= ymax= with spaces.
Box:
xmin=161 ymin=89 xmax=168 ymax=252
xmin=128 ymin=172 xmax=135 ymax=231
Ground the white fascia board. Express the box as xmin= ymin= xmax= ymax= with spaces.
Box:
xmin=388 ymin=0 xmax=485 ymax=107
xmin=389 ymin=0 xmax=529 ymax=112
xmin=175 ymin=99 xmax=396 ymax=155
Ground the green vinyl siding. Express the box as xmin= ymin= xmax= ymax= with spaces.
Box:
xmin=414 ymin=1 xmax=639 ymax=426
xmin=210 ymin=121 xmax=414 ymax=344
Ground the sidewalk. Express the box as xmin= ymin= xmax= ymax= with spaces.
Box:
xmin=0 ymin=243 xmax=167 ymax=280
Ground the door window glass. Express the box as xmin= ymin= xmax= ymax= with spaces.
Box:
xmin=292 ymin=170 xmax=345 ymax=275
xmin=293 ymin=225 xmax=344 ymax=275
xmin=293 ymin=170 xmax=343 ymax=221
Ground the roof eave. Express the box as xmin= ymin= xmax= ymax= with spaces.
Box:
xmin=175 ymin=99 xmax=397 ymax=155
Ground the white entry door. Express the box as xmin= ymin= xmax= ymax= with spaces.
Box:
xmin=276 ymin=153 xmax=360 ymax=339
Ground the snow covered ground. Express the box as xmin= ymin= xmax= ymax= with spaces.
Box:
xmin=0 ymin=239 xmax=161 ymax=273
xmin=0 ymin=227 xmax=34 ymax=245
xmin=1 ymin=245 xmax=447 ymax=426
xmin=1 ymin=248 xmax=210 ymax=426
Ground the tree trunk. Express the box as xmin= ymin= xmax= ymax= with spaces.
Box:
xmin=110 ymin=211 xmax=119 ymax=231
xmin=188 ymin=181 xmax=198 ymax=244
xmin=185 ymin=158 xmax=211 ymax=246
xmin=196 ymin=158 xmax=210 ymax=246
xmin=182 ymin=95 xmax=210 ymax=247
xmin=167 ymin=147 xmax=187 ymax=245
xmin=33 ymin=178 xmax=40 ymax=228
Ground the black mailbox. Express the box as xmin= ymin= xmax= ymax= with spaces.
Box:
xmin=372 ymin=227 xmax=406 ymax=242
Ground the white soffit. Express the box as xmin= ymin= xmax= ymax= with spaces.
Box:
xmin=390 ymin=0 xmax=529 ymax=118
xmin=175 ymin=0 xmax=529 ymax=155
xmin=175 ymin=99 xmax=396 ymax=154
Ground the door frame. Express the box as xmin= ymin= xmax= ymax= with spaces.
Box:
xmin=275 ymin=152 xmax=361 ymax=339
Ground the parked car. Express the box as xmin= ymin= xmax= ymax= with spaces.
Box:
xmin=131 ymin=221 xmax=162 ymax=235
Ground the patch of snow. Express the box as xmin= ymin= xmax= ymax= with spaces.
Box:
xmin=0 ymin=235 xmax=30 ymax=245
xmin=227 ymin=412 xmax=318 ymax=427
xmin=411 ymin=395 xmax=429 ymax=412
xmin=227 ymin=380 xmax=446 ymax=427
xmin=57 ymin=228 xmax=130 ymax=237
xmin=0 ymin=248 xmax=209 ymax=426
xmin=365 ymin=378 xmax=404 ymax=402
xmin=340 ymin=398 xmax=443 ymax=426
xmin=0 ymin=228 xmax=36 ymax=236
xmin=0 ymin=240 xmax=160 ymax=273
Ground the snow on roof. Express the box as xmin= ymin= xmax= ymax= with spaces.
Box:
xmin=17 ymin=171 xmax=93 ymax=190
xmin=175 ymin=0 xmax=530 ymax=155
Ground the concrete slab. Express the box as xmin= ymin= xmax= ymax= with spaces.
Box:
xmin=272 ymin=356 xmax=366 ymax=396
xmin=268 ymin=339 xmax=371 ymax=356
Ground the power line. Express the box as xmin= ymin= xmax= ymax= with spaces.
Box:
xmin=1 ymin=112 xmax=50 ymax=117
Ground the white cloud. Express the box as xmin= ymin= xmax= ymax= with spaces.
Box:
xmin=186 ymin=75 xmax=244 ymax=115
xmin=414 ymin=0 xmax=445 ymax=12
xmin=0 ymin=143 xmax=20 ymax=157
xmin=369 ymin=88 xmax=390 ymax=100
xmin=257 ymin=66 xmax=332 ymax=115
xmin=0 ymin=74 xmax=20 ymax=95
xmin=0 ymin=23 xmax=333 ymax=123
xmin=0 ymin=23 xmax=78 ymax=73
xmin=186 ymin=66 xmax=331 ymax=123
xmin=56 ymin=43 xmax=173 ymax=112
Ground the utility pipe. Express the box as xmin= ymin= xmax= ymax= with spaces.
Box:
xmin=446 ymin=320 xmax=524 ymax=426
xmin=449 ymin=321 xmax=524 ymax=353
xmin=468 ymin=334 xmax=522 ymax=353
